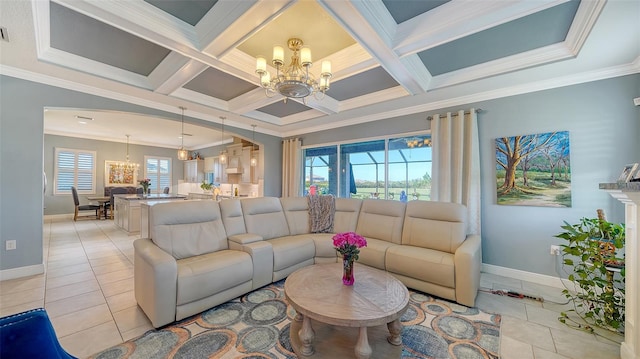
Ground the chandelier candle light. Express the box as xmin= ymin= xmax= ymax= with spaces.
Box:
xmin=256 ymin=38 xmax=332 ymax=103
xmin=332 ymin=232 xmax=367 ymax=286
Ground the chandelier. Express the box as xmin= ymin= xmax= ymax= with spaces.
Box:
xmin=118 ymin=134 xmax=139 ymax=174
xmin=177 ymin=106 xmax=189 ymax=161
xmin=406 ymin=137 xmax=432 ymax=148
xmin=255 ymin=38 xmax=332 ymax=102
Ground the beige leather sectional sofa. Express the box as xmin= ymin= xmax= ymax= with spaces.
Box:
xmin=133 ymin=197 xmax=481 ymax=328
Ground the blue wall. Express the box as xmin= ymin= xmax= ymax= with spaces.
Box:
xmin=302 ymin=74 xmax=640 ymax=276
xmin=0 ymin=75 xmax=282 ymax=272
xmin=1 ymin=73 xmax=638 ymax=278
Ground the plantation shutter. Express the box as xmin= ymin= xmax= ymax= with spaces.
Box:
xmin=54 ymin=148 xmax=96 ymax=195
xmin=145 ymin=156 xmax=172 ymax=193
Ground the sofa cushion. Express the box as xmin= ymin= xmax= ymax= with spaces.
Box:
xmin=307 ymin=233 xmax=336 ymax=259
xmin=334 ymin=198 xmax=362 ymax=233
xmin=241 ymin=197 xmax=290 ymax=240
xmin=357 ymin=237 xmax=397 ymax=270
xmin=150 ymin=201 xmax=228 ymax=260
xmin=176 ymin=250 xmax=252 ymax=306
xmin=402 ymin=201 xmax=467 ymax=253
xmin=269 ymin=235 xmax=316 ymax=272
xmin=280 ymin=197 xmax=310 ymax=235
xmin=386 ymin=245 xmax=455 ymax=288
xmin=355 ymin=199 xmax=406 ymax=244
xmin=219 ymin=199 xmax=247 ymax=237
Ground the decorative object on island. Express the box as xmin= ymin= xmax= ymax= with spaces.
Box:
xmin=332 ymin=232 xmax=367 ymax=286
xmin=255 ymin=37 xmax=332 ymax=103
xmin=138 ymin=178 xmax=151 ymax=195
xmin=219 ymin=116 xmax=227 ymax=164
xmin=555 ymin=209 xmax=625 ymax=333
xmin=177 ymin=106 xmax=188 ymax=161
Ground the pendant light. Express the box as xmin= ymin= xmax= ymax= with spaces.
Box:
xmin=177 ymin=107 xmax=189 ymax=161
xmin=219 ymin=116 xmax=227 ymax=164
xmin=250 ymin=124 xmax=258 ymax=167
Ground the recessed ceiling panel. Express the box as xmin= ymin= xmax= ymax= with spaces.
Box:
xmin=144 ymin=0 xmax=217 ymax=26
xmin=258 ymin=100 xmax=312 ymax=118
xmin=329 ymin=67 xmax=399 ymax=101
xmin=184 ymin=68 xmax=257 ymax=101
xmin=418 ymin=0 xmax=581 ymax=76
xmin=382 ymin=0 xmax=450 ymax=24
xmin=237 ymin=1 xmax=355 ymax=61
xmin=49 ymin=3 xmax=170 ymax=76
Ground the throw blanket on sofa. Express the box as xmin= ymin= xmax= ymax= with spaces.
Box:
xmin=308 ymin=195 xmax=335 ymax=233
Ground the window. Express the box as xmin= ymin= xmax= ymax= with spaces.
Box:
xmin=54 ymin=147 xmax=97 ymax=195
xmin=144 ymin=156 xmax=171 ymax=193
xmin=302 ymin=135 xmax=432 ymax=201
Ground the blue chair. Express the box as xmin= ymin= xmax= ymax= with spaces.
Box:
xmin=0 ymin=308 xmax=77 ymax=359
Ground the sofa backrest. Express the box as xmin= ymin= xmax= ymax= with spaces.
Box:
xmin=149 ymin=200 xmax=228 ymax=260
xmin=355 ymin=199 xmax=406 ymax=244
xmin=219 ymin=199 xmax=246 ymax=236
xmin=334 ymin=198 xmax=362 ymax=233
xmin=241 ymin=197 xmax=290 ymax=240
xmin=280 ymin=197 xmax=310 ymax=235
xmin=402 ymin=201 xmax=467 ymax=253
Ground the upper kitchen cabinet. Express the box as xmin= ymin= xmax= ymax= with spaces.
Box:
xmin=184 ymin=159 xmax=204 ymax=183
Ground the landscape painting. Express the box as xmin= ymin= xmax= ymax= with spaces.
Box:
xmin=496 ymin=131 xmax=571 ymax=207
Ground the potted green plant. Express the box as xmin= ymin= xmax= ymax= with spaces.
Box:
xmin=555 ymin=209 xmax=625 ymax=333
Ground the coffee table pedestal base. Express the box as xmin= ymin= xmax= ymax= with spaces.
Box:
xmin=290 ymin=317 xmax=402 ymax=359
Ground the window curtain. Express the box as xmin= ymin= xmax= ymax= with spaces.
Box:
xmin=282 ymin=138 xmax=302 ymax=197
xmin=431 ymin=109 xmax=481 ymax=234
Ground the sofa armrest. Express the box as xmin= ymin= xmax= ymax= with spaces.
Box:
xmin=454 ymin=234 xmax=482 ymax=307
xmin=228 ymin=233 xmax=264 ymax=245
xmin=133 ymin=238 xmax=178 ymax=328
xmin=229 ymin=240 xmax=273 ymax=290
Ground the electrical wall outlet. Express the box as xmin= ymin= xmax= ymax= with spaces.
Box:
xmin=550 ymin=245 xmax=561 ymax=255
xmin=6 ymin=240 xmax=16 ymax=250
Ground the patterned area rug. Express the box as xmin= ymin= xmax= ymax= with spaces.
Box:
xmin=88 ymin=280 xmax=500 ymax=359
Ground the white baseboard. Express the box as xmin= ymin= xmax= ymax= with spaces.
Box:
xmin=0 ymin=263 xmax=45 ymax=281
xmin=481 ymin=263 xmax=572 ymax=289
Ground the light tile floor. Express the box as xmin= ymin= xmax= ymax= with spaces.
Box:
xmin=0 ymin=217 xmax=624 ymax=358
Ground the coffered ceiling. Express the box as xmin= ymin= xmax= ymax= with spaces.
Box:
xmin=0 ymin=0 xmax=638 ymax=147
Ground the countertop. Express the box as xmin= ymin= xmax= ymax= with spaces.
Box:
xmin=113 ymin=194 xmax=188 ymax=201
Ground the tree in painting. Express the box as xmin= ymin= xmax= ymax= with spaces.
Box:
xmin=496 ymin=131 xmax=571 ymax=207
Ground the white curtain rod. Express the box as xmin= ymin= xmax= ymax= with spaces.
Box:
xmin=427 ymin=108 xmax=482 ymax=121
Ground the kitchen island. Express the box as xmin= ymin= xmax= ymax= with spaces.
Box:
xmin=114 ymin=194 xmax=187 ymax=234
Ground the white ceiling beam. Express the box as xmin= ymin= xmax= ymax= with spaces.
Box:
xmin=393 ymin=0 xmax=569 ymax=57
xmin=149 ymin=54 xmax=208 ymax=95
xmin=319 ymin=0 xmax=429 ymax=95
xmin=198 ymin=0 xmax=293 ymax=58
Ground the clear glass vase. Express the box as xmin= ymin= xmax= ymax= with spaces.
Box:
xmin=342 ymin=255 xmax=354 ymax=286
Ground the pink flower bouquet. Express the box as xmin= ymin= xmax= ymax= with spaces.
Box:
xmin=332 ymin=232 xmax=367 ymax=261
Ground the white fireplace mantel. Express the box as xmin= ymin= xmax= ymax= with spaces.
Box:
xmin=601 ymin=182 xmax=640 ymax=359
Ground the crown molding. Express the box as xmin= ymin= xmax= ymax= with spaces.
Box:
xmin=564 ymin=0 xmax=606 ymax=55
xmin=280 ymin=61 xmax=639 ymax=137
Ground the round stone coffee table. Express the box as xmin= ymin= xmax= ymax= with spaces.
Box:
xmin=284 ymin=263 xmax=409 ymax=359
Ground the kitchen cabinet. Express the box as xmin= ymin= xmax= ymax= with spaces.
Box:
xmin=184 ymin=159 xmax=204 ymax=183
